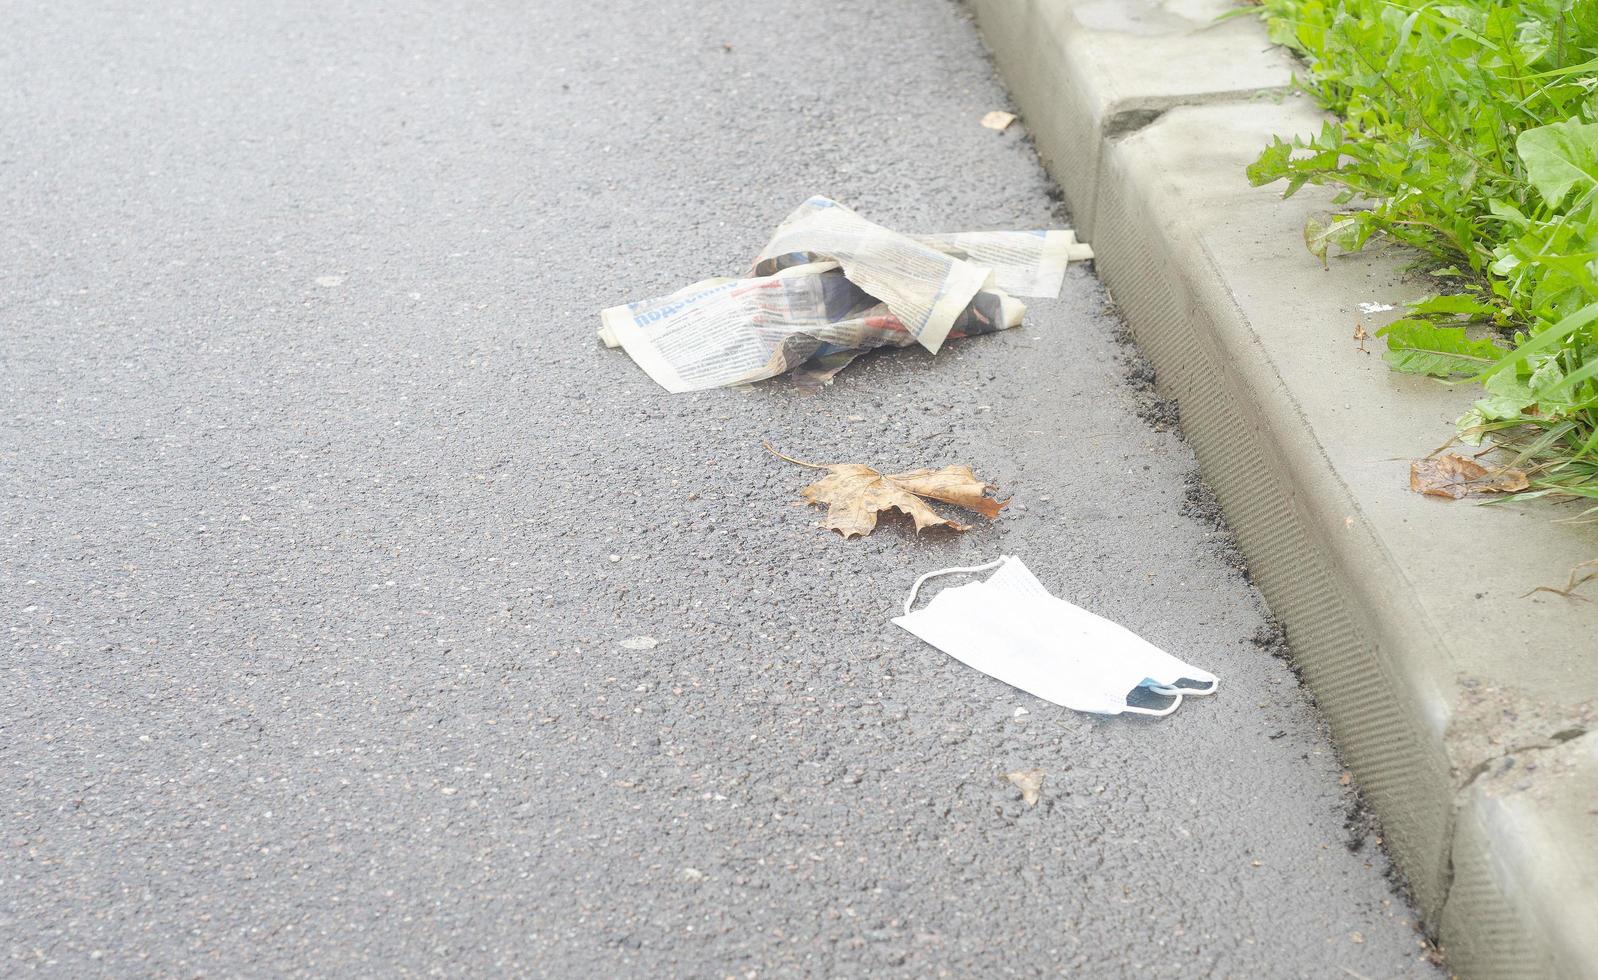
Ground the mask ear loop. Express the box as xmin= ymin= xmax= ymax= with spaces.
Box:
xmin=1148 ymin=679 xmax=1217 ymax=697
xmin=902 ymin=557 xmax=1008 ymax=617
xmin=1120 ymin=691 xmax=1184 ymax=717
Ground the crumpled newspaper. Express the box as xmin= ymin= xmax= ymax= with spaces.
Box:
xmin=599 ymin=196 xmax=1092 ymax=392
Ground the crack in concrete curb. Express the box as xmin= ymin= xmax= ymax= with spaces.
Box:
xmin=1102 ymin=87 xmax=1291 ymax=140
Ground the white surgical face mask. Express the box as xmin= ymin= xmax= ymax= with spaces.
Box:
xmin=892 ymin=556 xmax=1218 ymax=717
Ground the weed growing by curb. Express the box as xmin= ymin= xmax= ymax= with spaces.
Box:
xmin=1244 ymin=0 xmax=1598 ymax=509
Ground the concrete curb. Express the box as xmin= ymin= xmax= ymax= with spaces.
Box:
xmin=968 ymin=2 xmax=1598 ymax=976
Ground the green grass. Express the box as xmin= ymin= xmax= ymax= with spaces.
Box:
xmin=1244 ymin=0 xmax=1598 ymax=507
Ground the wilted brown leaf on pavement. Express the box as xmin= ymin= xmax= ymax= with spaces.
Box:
xmin=1409 ymin=454 xmax=1529 ymax=499
xmin=1005 ymin=769 xmax=1044 ymax=806
xmin=764 ymin=442 xmax=1008 ymax=539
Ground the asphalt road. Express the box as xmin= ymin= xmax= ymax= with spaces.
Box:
xmin=3 ymin=1 xmax=1443 ymax=975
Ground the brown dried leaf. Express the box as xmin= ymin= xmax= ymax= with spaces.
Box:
xmin=1005 ymin=769 xmax=1044 ymax=806
xmin=1409 ymin=454 xmax=1529 ymax=499
xmin=765 ymin=443 xmax=1008 ymax=539
xmin=886 ymin=466 xmax=1007 ymax=519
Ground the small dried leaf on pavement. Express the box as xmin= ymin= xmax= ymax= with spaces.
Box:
xmin=1409 ymin=454 xmax=1528 ymax=499
xmin=1005 ymin=769 xmax=1044 ymax=806
xmin=980 ymin=110 xmax=1017 ymax=132
xmin=765 ymin=442 xmax=1008 ymax=538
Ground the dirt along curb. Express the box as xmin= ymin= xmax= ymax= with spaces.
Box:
xmin=967 ymin=1 xmax=1598 ymax=976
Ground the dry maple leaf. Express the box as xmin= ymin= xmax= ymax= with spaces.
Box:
xmin=1409 ymin=454 xmax=1529 ymax=499
xmin=764 ymin=442 xmax=1007 ymax=539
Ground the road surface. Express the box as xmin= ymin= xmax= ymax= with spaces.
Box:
xmin=2 ymin=0 xmax=1440 ymax=975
